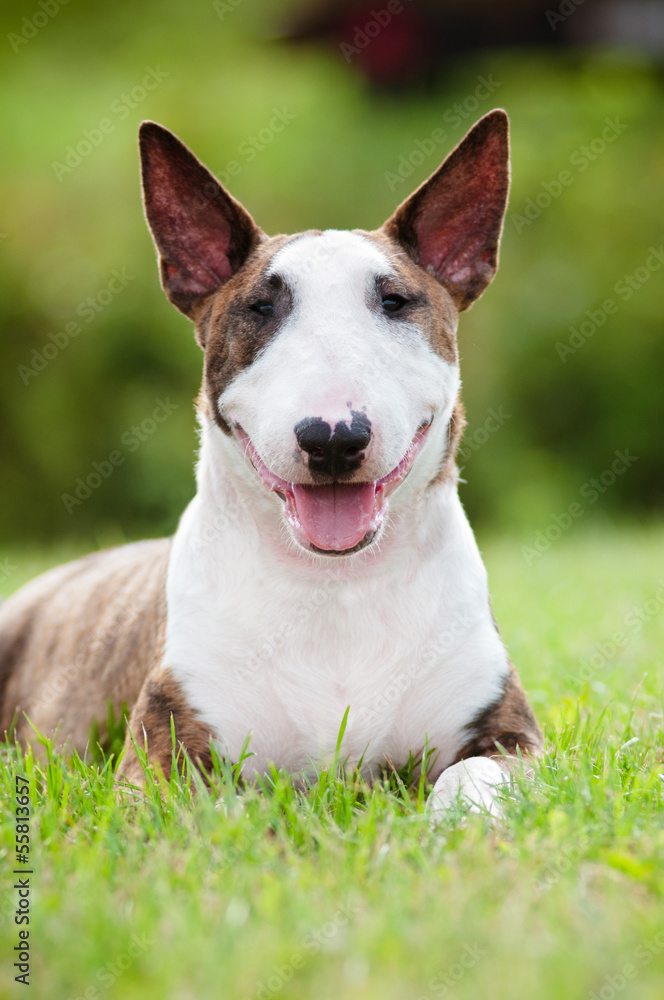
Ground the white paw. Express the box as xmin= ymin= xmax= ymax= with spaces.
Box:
xmin=427 ymin=757 xmax=507 ymax=824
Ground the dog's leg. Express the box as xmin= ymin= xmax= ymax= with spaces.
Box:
xmin=428 ymin=757 xmax=509 ymax=819
xmin=117 ymin=667 xmax=216 ymax=788
xmin=427 ymin=665 xmax=542 ymax=821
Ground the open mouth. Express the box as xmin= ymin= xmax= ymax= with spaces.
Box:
xmin=236 ymin=423 xmax=431 ymax=555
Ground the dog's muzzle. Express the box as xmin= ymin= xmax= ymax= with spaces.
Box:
xmin=236 ymin=421 xmax=431 ymax=556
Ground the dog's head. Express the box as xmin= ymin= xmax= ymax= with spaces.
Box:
xmin=139 ymin=112 xmax=509 ymax=556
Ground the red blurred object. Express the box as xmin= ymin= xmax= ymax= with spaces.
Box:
xmin=338 ymin=4 xmax=429 ymax=86
xmin=281 ymin=0 xmax=664 ymax=89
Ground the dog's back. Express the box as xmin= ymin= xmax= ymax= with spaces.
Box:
xmin=0 ymin=538 xmax=170 ymax=751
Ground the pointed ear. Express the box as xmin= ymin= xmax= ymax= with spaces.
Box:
xmin=381 ymin=110 xmax=510 ymax=310
xmin=139 ymin=121 xmax=264 ymax=316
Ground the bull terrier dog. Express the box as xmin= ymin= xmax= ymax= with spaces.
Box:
xmin=0 ymin=109 xmax=542 ymax=815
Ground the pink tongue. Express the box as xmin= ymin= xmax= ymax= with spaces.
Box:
xmin=291 ymin=483 xmax=377 ymax=551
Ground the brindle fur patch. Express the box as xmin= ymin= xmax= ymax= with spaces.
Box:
xmin=118 ymin=667 xmax=217 ymax=785
xmin=0 ymin=539 xmax=170 ymax=752
xmin=454 ymin=664 xmax=543 ymax=774
xmin=193 ymin=233 xmax=313 ymax=433
xmin=196 ymin=226 xmax=461 ymax=435
xmin=363 ymin=229 xmax=459 ymax=366
xmin=432 ymin=394 xmax=466 ymax=487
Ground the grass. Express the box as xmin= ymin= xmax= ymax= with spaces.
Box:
xmin=1 ymin=523 xmax=663 ymax=1000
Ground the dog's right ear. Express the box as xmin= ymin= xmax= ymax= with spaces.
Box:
xmin=381 ymin=110 xmax=510 ymax=311
xmin=139 ymin=121 xmax=264 ymax=317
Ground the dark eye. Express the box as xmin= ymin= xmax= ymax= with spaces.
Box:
xmin=250 ymin=301 xmax=274 ymax=317
xmin=382 ymin=294 xmax=407 ymax=313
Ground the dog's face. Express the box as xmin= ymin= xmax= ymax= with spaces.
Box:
xmin=210 ymin=228 xmax=461 ymax=555
xmin=139 ymin=113 xmax=509 ymax=556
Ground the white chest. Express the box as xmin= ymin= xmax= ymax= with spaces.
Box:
xmin=163 ymin=481 xmax=509 ymax=780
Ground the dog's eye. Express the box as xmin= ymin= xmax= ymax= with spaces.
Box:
xmin=250 ymin=301 xmax=275 ymax=317
xmin=381 ymin=295 xmax=407 ymax=313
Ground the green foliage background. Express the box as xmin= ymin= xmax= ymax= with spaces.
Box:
xmin=0 ymin=0 xmax=662 ymax=546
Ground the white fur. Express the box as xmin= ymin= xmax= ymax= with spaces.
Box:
xmin=220 ymin=231 xmax=459 ymax=492
xmin=163 ymin=230 xmax=510 ymax=802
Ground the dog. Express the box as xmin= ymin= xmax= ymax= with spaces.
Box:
xmin=0 ymin=109 xmax=542 ymax=815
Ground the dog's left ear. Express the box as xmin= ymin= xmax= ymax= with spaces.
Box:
xmin=381 ymin=109 xmax=510 ymax=310
xmin=139 ymin=121 xmax=264 ymax=317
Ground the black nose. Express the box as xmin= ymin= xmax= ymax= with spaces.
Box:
xmin=294 ymin=412 xmax=372 ymax=478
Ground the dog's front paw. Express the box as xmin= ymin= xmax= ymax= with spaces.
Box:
xmin=427 ymin=757 xmax=507 ymax=824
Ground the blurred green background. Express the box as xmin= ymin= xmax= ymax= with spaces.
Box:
xmin=0 ymin=0 xmax=662 ymax=549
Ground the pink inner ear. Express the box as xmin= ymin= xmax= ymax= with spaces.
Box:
xmin=405 ymin=120 xmax=508 ymax=300
xmin=167 ymin=223 xmax=235 ymax=295
xmin=418 ymin=175 xmax=503 ymax=284
xmin=141 ymin=124 xmax=261 ymax=309
xmin=150 ymin=171 xmax=237 ymax=298
xmin=419 ymin=214 xmax=487 ymax=284
xmin=163 ymin=248 xmax=232 ymax=293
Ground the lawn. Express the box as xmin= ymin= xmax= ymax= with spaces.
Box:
xmin=1 ymin=524 xmax=663 ymax=1000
